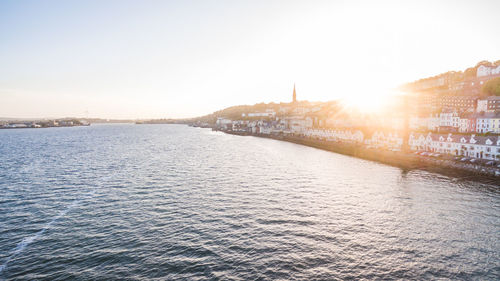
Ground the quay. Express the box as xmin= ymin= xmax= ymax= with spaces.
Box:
xmin=213 ymin=128 xmax=500 ymax=182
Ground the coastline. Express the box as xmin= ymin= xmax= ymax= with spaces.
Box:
xmin=0 ymin=125 xmax=89 ymax=130
xmin=216 ymin=129 xmax=500 ymax=184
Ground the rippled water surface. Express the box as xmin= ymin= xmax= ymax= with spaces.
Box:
xmin=0 ymin=124 xmax=499 ymax=280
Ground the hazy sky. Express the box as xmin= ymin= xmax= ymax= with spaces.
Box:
xmin=1 ymin=0 xmax=499 ymax=119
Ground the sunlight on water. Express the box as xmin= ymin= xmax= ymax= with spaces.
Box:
xmin=0 ymin=124 xmax=498 ymax=279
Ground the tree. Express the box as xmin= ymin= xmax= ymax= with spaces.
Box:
xmin=475 ymin=60 xmax=493 ymax=68
xmin=481 ymin=77 xmax=500 ymax=97
xmin=464 ymin=67 xmax=476 ymax=79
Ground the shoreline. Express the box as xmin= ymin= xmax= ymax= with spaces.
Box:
xmin=0 ymin=125 xmax=89 ymax=130
xmin=217 ymin=129 xmax=500 ymax=185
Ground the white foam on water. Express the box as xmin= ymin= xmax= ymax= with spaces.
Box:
xmin=0 ymin=175 xmax=113 ymax=275
xmin=0 ymin=202 xmax=77 ymax=275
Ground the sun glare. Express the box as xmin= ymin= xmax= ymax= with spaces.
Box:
xmin=339 ymin=88 xmax=394 ymax=113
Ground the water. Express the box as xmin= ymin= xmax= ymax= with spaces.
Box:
xmin=0 ymin=124 xmax=499 ymax=280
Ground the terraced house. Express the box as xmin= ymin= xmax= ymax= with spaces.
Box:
xmin=409 ymin=133 xmax=500 ymax=160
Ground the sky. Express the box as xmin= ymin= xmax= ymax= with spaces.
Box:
xmin=1 ymin=0 xmax=499 ymax=119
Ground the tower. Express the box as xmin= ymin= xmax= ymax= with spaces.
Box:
xmin=293 ymin=83 xmax=297 ymax=103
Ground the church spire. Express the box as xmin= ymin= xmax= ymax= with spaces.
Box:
xmin=293 ymin=83 xmax=297 ymax=103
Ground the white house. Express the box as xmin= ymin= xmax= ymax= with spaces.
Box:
xmin=458 ymin=117 xmax=469 ymax=133
xmin=474 ymin=113 xmax=500 ymax=134
xmin=477 ymin=65 xmax=500 ymax=77
xmin=303 ymin=128 xmax=364 ymax=143
xmin=216 ymin=117 xmax=232 ymax=126
xmin=369 ymin=131 xmax=403 ymax=150
xmin=409 ymin=132 xmax=500 ymax=160
xmin=476 ymin=116 xmax=490 ymax=133
xmin=477 ymin=99 xmax=489 ymax=113
xmin=284 ymin=116 xmax=313 ymax=133
xmin=439 ymin=111 xmax=459 ymax=128
xmin=427 ymin=114 xmax=440 ymax=131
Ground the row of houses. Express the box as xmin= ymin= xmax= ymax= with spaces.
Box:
xmin=301 ymin=128 xmax=364 ymax=143
xmin=411 ymin=111 xmax=500 ymax=134
xmin=414 ymin=94 xmax=498 ymax=114
xmin=405 ymin=61 xmax=500 ymax=112
xmin=302 ymin=127 xmax=500 ymax=160
xmin=410 ymin=133 xmax=500 ymax=160
xmin=216 ymin=117 xmax=500 ymax=160
xmin=411 ymin=84 xmax=500 ymax=114
xmin=1 ymin=119 xmax=90 ymax=129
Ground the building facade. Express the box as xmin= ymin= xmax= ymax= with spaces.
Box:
xmin=409 ymin=133 xmax=500 ymax=160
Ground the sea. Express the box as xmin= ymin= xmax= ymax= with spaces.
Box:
xmin=0 ymin=124 xmax=499 ymax=280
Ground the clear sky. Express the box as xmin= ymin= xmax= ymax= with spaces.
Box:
xmin=1 ymin=0 xmax=499 ymax=119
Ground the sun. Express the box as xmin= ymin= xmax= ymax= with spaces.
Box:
xmin=339 ymin=88 xmax=394 ymax=113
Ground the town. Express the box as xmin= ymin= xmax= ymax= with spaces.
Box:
xmin=0 ymin=119 xmax=90 ymax=129
xmin=188 ymin=60 xmax=500 ymax=176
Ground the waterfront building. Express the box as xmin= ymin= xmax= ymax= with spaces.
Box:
xmin=369 ymin=131 xmax=403 ymax=150
xmin=59 ymin=120 xmax=74 ymax=126
xmin=458 ymin=116 xmax=468 ymax=133
xmin=475 ymin=113 xmax=500 ymax=134
xmin=477 ymin=96 xmax=500 ymax=113
xmin=475 ymin=116 xmax=490 ymax=134
xmin=8 ymin=123 xmax=28 ymax=128
xmin=439 ymin=111 xmax=459 ymax=128
xmin=259 ymin=126 xmax=273 ymax=134
xmin=216 ymin=117 xmax=232 ymax=126
xmin=285 ymin=116 xmax=313 ymax=133
xmin=409 ymin=132 xmax=500 ymax=160
xmin=428 ymin=115 xmax=440 ymax=131
xmin=303 ymin=128 xmax=364 ymax=144
xmin=458 ymin=114 xmax=476 ymax=133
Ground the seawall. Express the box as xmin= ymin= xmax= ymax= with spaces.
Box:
xmin=221 ymin=130 xmax=500 ymax=184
